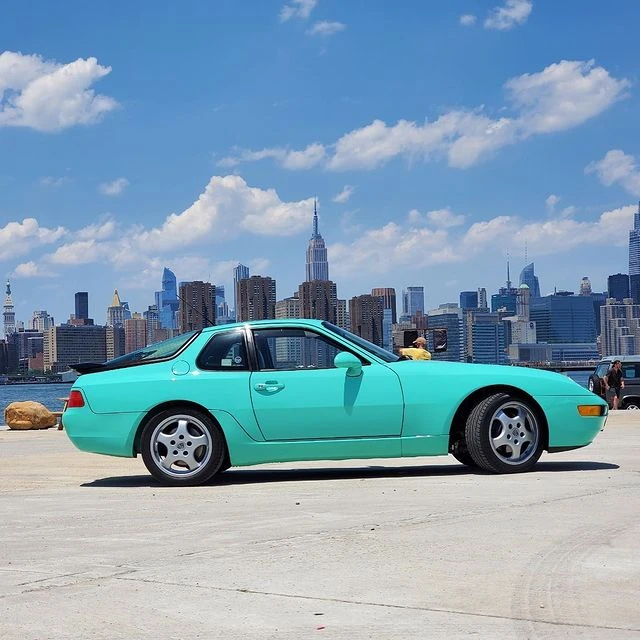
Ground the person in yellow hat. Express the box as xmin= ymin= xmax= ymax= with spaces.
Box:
xmin=399 ymin=336 xmax=432 ymax=360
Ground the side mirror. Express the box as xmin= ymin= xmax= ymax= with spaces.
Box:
xmin=334 ymin=351 xmax=362 ymax=377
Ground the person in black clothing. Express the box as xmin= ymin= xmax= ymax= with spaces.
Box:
xmin=604 ymin=359 xmax=624 ymax=410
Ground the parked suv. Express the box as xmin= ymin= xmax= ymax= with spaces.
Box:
xmin=588 ymin=356 xmax=640 ymax=410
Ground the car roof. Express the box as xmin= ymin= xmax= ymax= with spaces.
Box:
xmin=598 ymin=355 xmax=640 ymax=363
xmin=201 ymin=318 xmax=327 ymax=333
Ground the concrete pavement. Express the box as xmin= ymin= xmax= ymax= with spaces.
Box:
xmin=0 ymin=412 xmax=638 ymax=639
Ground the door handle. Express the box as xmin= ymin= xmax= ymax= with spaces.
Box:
xmin=254 ymin=381 xmax=285 ymax=392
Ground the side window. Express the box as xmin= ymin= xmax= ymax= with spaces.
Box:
xmin=622 ymin=364 xmax=638 ymax=380
xmin=596 ymin=364 xmax=610 ymax=378
xmin=196 ymin=330 xmax=248 ymax=371
xmin=253 ymin=328 xmax=355 ymax=371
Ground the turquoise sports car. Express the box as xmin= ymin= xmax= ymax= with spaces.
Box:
xmin=63 ymin=319 xmax=608 ymax=486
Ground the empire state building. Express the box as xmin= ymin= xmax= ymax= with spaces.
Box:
xmin=305 ymin=200 xmax=329 ymax=281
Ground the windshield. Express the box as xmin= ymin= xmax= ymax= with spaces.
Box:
xmin=322 ymin=322 xmax=400 ymax=363
xmin=105 ymin=330 xmax=199 ymax=367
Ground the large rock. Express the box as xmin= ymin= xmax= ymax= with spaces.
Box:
xmin=4 ymin=401 xmax=58 ymax=430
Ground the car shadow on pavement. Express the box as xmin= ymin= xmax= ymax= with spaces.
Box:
xmin=81 ymin=460 xmax=619 ymax=488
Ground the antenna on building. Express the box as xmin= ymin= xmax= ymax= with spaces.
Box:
xmin=506 ymin=252 xmax=511 ymax=290
xmin=313 ymin=196 xmax=319 ymax=236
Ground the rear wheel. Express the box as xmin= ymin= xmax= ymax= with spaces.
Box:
xmin=623 ymin=399 xmax=640 ymax=411
xmin=141 ymin=408 xmax=226 ymax=486
xmin=465 ymin=393 xmax=544 ymax=473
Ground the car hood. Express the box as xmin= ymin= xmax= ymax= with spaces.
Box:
xmin=387 ymin=359 xmax=594 ymax=397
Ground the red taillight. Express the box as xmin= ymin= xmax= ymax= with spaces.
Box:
xmin=66 ymin=390 xmax=85 ymax=408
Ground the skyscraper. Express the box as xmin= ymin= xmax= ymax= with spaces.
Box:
xmin=519 ymin=263 xmax=541 ymax=298
xmin=106 ymin=290 xmax=125 ymax=327
xmin=402 ymin=286 xmax=425 ymax=317
xmin=305 ymin=200 xmax=329 ymax=281
xmin=75 ymin=292 xmax=89 ymax=320
xmin=459 ymin=291 xmax=478 ymax=310
xmin=32 ymin=310 xmax=54 ymax=332
xmin=178 ymin=281 xmax=216 ymax=333
xmin=608 ymin=273 xmax=630 ymax=302
xmin=155 ymin=267 xmax=179 ymax=329
xmin=371 ymin=287 xmax=397 ymax=324
xmin=3 ymin=280 xmax=16 ymax=339
xmin=299 ymin=280 xmax=337 ymax=322
xmin=236 ymin=276 xmax=276 ymax=322
xmin=233 ymin=263 xmax=250 ymax=319
xmin=629 ymin=201 xmax=640 ymax=276
xmin=579 ymin=277 xmax=592 ymax=296
xmin=349 ymin=295 xmax=384 ymax=346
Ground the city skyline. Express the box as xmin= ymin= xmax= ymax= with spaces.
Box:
xmin=2 ymin=2 xmax=640 ymax=325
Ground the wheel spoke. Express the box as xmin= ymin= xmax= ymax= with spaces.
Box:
xmin=174 ymin=419 xmax=191 ymax=439
xmin=160 ymin=448 xmax=180 ymax=470
xmin=156 ymin=431 xmax=176 ymax=448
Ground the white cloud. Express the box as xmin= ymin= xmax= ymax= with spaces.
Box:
xmin=47 ymin=239 xmax=107 ymax=265
xmin=0 ymin=218 xmax=66 ymax=261
xmin=280 ymin=0 xmax=317 ymax=21
xmin=333 ymin=185 xmax=355 ymax=203
xmin=99 ymin=177 xmax=129 ymax=196
xmin=460 ymin=14 xmax=477 ymax=26
xmin=586 ymin=149 xmax=640 ymax=197
xmin=329 ymin=222 xmax=456 ymax=276
xmin=306 ymin=21 xmax=346 ymax=36
xmin=407 ymin=208 xmax=465 ymax=227
xmin=218 ymin=143 xmax=326 ymax=170
xmin=505 ymin=60 xmax=629 ymax=135
xmin=546 ymin=194 xmax=559 ymax=212
xmin=0 ymin=51 xmax=118 ymax=132
xmin=76 ymin=220 xmax=117 ymax=241
xmin=39 ymin=176 xmax=68 ymax=188
xmin=224 ymin=60 xmax=628 ymax=172
xmin=133 ymin=175 xmax=314 ymax=252
xmin=460 ymin=206 xmax=636 ymax=256
xmin=427 ymin=208 xmax=466 ymax=227
xmin=11 ymin=261 xmax=58 ymax=278
xmin=484 ymin=0 xmax=532 ymax=30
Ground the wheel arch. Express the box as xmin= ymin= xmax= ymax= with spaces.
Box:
xmin=621 ymin=394 xmax=640 ymax=409
xmin=448 ymin=385 xmax=549 ymax=452
xmin=133 ymin=401 xmax=230 ymax=467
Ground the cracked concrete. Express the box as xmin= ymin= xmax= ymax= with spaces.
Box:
xmin=0 ymin=412 xmax=638 ymax=639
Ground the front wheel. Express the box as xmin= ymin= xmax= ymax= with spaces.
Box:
xmin=465 ymin=393 xmax=544 ymax=473
xmin=140 ymin=408 xmax=226 ymax=486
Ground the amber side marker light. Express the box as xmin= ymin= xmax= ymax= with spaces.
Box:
xmin=577 ymin=405 xmax=604 ymax=417
xmin=67 ymin=390 xmax=85 ymax=409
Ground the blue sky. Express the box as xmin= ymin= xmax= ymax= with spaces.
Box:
xmin=2 ymin=0 xmax=640 ymax=324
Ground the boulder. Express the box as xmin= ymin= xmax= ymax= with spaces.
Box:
xmin=4 ymin=401 xmax=58 ymax=430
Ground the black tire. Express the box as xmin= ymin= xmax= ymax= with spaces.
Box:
xmin=588 ymin=376 xmax=602 ymax=396
xmin=140 ymin=408 xmax=226 ymax=486
xmin=622 ymin=398 xmax=640 ymax=411
xmin=465 ymin=392 xmax=544 ymax=473
xmin=450 ymin=438 xmax=478 ymax=468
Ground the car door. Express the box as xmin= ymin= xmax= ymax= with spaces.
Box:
xmin=249 ymin=327 xmax=404 ymax=440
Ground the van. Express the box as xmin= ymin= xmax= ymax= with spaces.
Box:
xmin=588 ymin=356 xmax=640 ymax=410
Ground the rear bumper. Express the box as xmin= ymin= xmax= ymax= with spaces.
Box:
xmin=63 ymin=408 xmax=144 ymax=458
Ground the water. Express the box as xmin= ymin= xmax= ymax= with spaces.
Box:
xmin=564 ymin=371 xmax=590 ymax=388
xmin=0 ymin=383 xmax=73 ymax=414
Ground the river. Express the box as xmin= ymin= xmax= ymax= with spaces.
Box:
xmin=1 ymin=383 xmax=73 ymax=413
